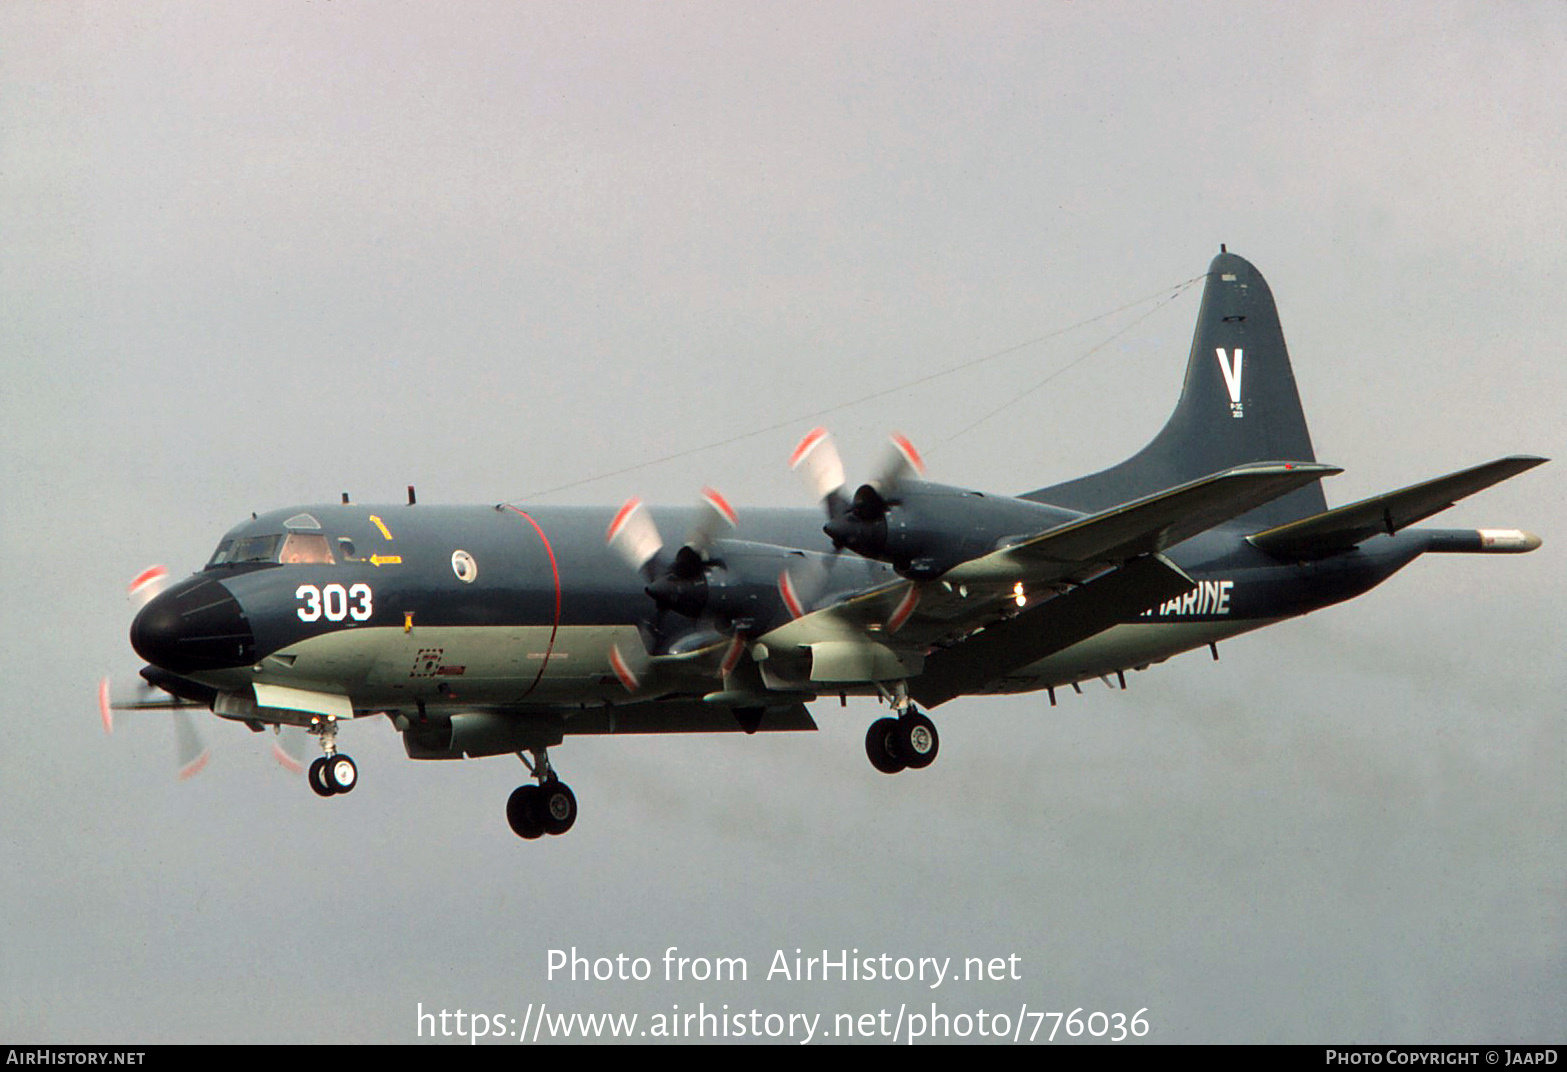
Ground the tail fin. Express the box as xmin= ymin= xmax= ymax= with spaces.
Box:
xmin=1026 ymin=250 xmax=1327 ymax=530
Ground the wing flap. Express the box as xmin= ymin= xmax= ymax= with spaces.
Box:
xmin=911 ymin=554 xmax=1195 ymax=708
xmin=1248 ymin=455 xmax=1547 ymax=560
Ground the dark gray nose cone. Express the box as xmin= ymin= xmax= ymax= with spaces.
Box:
xmin=130 ymin=575 xmax=256 ymax=674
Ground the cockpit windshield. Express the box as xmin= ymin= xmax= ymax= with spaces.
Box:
xmin=205 ymin=532 xmax=337 ymax=568
xmin=207 ymin=534 xmax=283 ymax=567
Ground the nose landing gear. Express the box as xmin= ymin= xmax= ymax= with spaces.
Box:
xmin=306 ymin=717 xmax=358 ymax=797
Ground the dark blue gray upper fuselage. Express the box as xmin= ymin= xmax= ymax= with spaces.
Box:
xmin=129 ymin=497 xmax=1430 ymax=683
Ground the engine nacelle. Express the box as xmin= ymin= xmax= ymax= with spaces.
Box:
xmin=825 ymin=481 xmax=1076 ymax=579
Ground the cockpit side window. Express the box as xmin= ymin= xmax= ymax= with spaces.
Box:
xmin=280 ymin=533 xmax=336 ymax=565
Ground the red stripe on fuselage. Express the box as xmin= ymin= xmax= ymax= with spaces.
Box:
xmin=504 ymin=506 xmax=562 ymax=699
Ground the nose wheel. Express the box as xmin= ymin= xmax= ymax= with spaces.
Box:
xmin=309 ymin=753 xmax=358 ymax=796
xmin=306 ymin=717 xmax=357 ymax=797
xmin=508 ymin=748 xmax=578 ymax=839
xmin=865 ymin=707 xmax=939 ymax=774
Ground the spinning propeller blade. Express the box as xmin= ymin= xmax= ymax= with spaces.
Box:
xmin=174 ymin=710 xmax=211 ymax=779
xmin=687 ymin=486 xmax=738 ymax=554
xmin=272 ymin=726 xmax=309 ymax=774
xmin=99 ymin=673 xmax=212 ymax=779
xmin=877 ymin=432 xmax=927 ymax=489
xmin=608 ymin=640 xmax=649 ymax=693
xmin=127 ymin=565 xmax=170 ymax=609
xmin=790 ymin=427 xmax=847 ymax=508
xmin=791 ymin=428 xmax=927 ymax=519
xmin=606 ymin=498 xmax=663 ymax=573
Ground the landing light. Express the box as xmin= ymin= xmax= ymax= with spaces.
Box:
xmin=1013 ymin=582 xmax=1026 ymax=608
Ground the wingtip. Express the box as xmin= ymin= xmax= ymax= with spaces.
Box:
xmin=1479 ymin=529 xmax=1543 ymax=553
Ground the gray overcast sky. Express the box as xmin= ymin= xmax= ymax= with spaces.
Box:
xmin=2 ymin=1 xmax=1562 ymax=1044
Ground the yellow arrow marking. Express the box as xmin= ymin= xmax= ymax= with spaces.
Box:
xmin=369 ymin=515 xmax=393 ymax=540
xmin=369 ymin=554 xmax=402 ymax=566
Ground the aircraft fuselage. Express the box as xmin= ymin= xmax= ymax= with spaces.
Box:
xmin=131 ymin=499 xmax=1436 ymax=719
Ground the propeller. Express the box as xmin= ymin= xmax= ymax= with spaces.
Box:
xmin=108 ymin=565 xmax=305 ymax=778
xmin=789 ymin=427 xmax=927 ymax=559
xmin=106 ymin=565 xmax=208 ymax=776
xmin=99 ymin=673 xmax=211 ymax=779
xmin=603 ymin=487 xmax=863 ymax=693
xmin=606 ymin=487 xmax=739 ymax=621
xmin=604 ymin=488 xmax=742 ymax=693
xmin=100 ymin=672 xmax=312 ymax=779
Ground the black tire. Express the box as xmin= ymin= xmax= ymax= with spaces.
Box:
xmin=308 ymin=756 xmax=336 ymax=797
xmin=507 ymin=785 xmax=545 ymax=840
xmin=324 ymin=754 xmax=358 ymax=794
xmin=898 ymin=711 xmax=939 ymax=769
xmin=866 ymin=717 xmax=906 ymax=774
xmin=539 ymin=780 xmax=577 ymax=836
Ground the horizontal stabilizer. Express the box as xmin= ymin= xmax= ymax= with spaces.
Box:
xmin=912 ymin=555 xmax=1194 ymax=708
xmin=1248 ymin=455 xmax=1548 ymax=560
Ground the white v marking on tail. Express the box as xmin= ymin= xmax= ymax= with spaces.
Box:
xmin=1215 ymin=347 xmax=1244 ymax=414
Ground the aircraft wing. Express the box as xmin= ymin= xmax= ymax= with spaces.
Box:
xmin=754 ymin=462 xmax=1334 ymax=689
xmin=909 ymin=553 xmax=1194 ymax=707
xmin=1247 ymin=455 xmax=1548 ymax=560
xmin=941 ymin=461 xmax=1340 ymax=586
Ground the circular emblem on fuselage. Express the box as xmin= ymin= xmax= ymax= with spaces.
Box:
xmin=451 ymin=550 xmax=478 ymax=583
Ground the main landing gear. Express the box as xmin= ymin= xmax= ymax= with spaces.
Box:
xmin=507 ymin=747 xmax=578 ymax=840
xmin=307 ymin=716 xmax=358 ymax=797
xmin=865 ymin=694 xmax=940 ymax=775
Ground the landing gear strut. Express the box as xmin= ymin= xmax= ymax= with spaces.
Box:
xmin=507 ymin=747 xmax=578 ymax=840
xmin=307 ymin=716 xmax=357 ymax=797
xmin=865 ymin=686 xmax=940 ymax=774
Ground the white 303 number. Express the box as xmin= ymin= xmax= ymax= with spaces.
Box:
xmin=296 ymin=583 xmax=373 ymax=623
